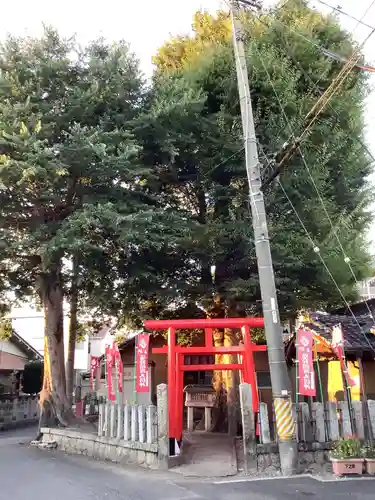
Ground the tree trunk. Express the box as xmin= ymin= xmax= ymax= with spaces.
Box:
xmin=37 ymin=263 xmax=72 ymax=435
xmin=204 ymin=294 xmax=228 ymax=432
xmin=206 ymin=297 xmax=240 ymax=434
xmin=66 ymin=256 xmax=79 ymax=407
xmin=223 ymin=327 xmax=240 ymax=436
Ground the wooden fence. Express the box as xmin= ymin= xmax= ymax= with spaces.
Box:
xmin=98 ymin=401 xmax=158 ymax=445
xmin=259 ymin=400 xmax=375 ymax=444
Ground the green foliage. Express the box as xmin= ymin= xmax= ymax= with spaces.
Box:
xmin=0 ymin=0 xmax=373 ymax=350
xmin=142 ymin=0 xmax=374 ymax=323
xmin=22 ymin=360 xmax=43 ymax=394
xmin=0 ymin=318 xmax=12 ymax=340
xmin=0 ymin=28 xmax=187 ymax=325
xmin=331 ymin=437 xmax=363 ymax=459
xmin=363 ymin=446 xmax=375 ymax=459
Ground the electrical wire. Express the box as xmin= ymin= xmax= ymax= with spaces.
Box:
xmin=206 ymin=147 xmax=244 ymax=176
xmin=253 ymin=13 xmax=375 ymax=243
xmin=229 ymin=1 xmax=375 ymax=331
xmin=254 ymin=41 xmax=375 ymax=322
xmin=255 ymin=13 xmax=375 ymax=164
xmin=314 ymin=0 xmax=375 ymax=31
xmin=276 ymin=175 xmax=375 ymax=354
xmin=259 ymin=143 xmax=375 ymax=353
xmin=255 ymin=1 xmax=375 ymax=168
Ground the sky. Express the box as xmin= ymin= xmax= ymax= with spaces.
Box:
xmin=1 ymin=0 xmax=375 ymax=242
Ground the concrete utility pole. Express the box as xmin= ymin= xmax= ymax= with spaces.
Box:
xmin=230 ymin=1 xmax=298 ymax=475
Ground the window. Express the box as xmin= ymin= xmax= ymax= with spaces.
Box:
xmin=257 ymin=371 xmax=271 ymax=388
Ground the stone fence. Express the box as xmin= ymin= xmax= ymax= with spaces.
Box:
xmin=239 ymin=382 xmax=375 ymax=475
xmin=0 ymin=395 xmax=39 ymax=430
xmin=258 ymin=399 xmax=375 ymax=444
xmin=41 ymin=384 xmax=169 ymax=469
xmin=98 ymin=400 xmax=157 ymax=444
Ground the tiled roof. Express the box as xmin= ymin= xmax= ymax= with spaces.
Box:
xmin=302 ymin=311 xmax=375 ymax=354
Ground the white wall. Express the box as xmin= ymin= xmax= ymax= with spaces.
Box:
xmin=11 ymin=306 xmax=89 ymax=370
xmin=0 ymin=339 xmax=28 ymax=359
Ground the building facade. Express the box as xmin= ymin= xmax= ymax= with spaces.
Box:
xmin=10 ymin=306 xmax=90 ymax=372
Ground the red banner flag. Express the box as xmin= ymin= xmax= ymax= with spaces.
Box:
xmin=112 ymin=341 xmax=123 ymax=393
xmin=105 ymin=345 xmax=116 ymax=401
xmin=331 ymin=325 xmax=357 ymax=387
xmin=89 ymin=355 xmax=99 ymax=391
xmin=297 ymin=328 xmax=316 ymax=397
xmin=136 ymin=334 xmax=150 ymax=393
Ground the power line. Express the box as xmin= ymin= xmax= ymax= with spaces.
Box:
xmin=276 ymin=176 xmax=375 ymax=354
xmin=258 ymin=141 xmax=375 ymax=353
xmin=253 ymin=40 xmax=375 ymax=323
xmin=233 ymin=0 xmax=375 ymax=323
xmin=314 ymin=0 xmax=375 ymax=31
xmin=261 ymin=15 xmax=375 ymax=164
xmin=258 ymin=1 xmax=375 ymax=173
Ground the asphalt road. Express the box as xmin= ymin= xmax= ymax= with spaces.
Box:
xmin=1 ymin=427 xmax=375 ymax=499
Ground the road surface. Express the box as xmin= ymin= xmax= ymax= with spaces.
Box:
xmin=1 ymin=427 xmax=375 ymax=499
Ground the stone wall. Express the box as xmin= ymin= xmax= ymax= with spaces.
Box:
xmin=0 ymin=396 xmax=39 ymax=430
xmin=41 ymin=427 xmax=159 ymax=468
xmin=257 ymin=442 xmax=334 ymax=476
xmin=40 ymin=383 xmax=169 ymax=470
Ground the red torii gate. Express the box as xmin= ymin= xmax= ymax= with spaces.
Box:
xmin=144 ymin=317 xmax=266 ymax=448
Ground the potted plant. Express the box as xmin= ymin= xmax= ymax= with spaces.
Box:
xmin=363 ymin=446 xmax=375 ymax=475
xmin=331 ymin=437 xmax=364 ymax=476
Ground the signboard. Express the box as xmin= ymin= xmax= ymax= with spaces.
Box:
xmin=112 ymin=341 xmax=123 ymax=394
xmin=297 ymin=328 xmax=316 ymax=397
xmin=105 ymin=345 xmax=116 ymax=401
xmin=89 ymin=356 xmax=100 ymax=391
xmin=136 ymin=334 xmax=150 ymax=393
xmin=331 ymin=324 xmax=356 ymax=387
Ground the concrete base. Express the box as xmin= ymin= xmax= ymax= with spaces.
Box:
xmin=170 ymin=431 xmax=237 ymax=477
xmin=41 ymin=427 xmax=159 ymax=469
xmin=257 ymin=442 xmax=334 ymax=476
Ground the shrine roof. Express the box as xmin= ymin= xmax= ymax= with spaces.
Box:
xmin=284 ymin=310 xmax=375 ymax=359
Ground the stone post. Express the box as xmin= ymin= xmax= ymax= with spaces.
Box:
xmin=187 ymin=407 xmax=194 ymax=432
xmin=146 ymin=405 xmax=156 ymax=444
xmin=326 ymin=402 xmax=339 ymax=441
xmin=131 ymin=405 xmax=139 ymax=442
xmin=12 ymin=398 xmax=18 ymax=422
xmin=239 ymin=383 xmax=257 ymax=473
xmin=157 ymin=383 xmax=169 ymax=469
xmin=110 ymin=403 xmax=116 ymax=438
xmin=339 ymin=401 xmax=352 ymax=437
xmin=117 ymin=404 xmax=123 ymax=439
xmin=98 ymin=402 xmax=104 ymax=437
xmin=259 ymin=402 xmax=271 ymax=444
xmin=104 ymin=401 xmax=110 ymax=437
xmin=138 ymin=405 xmax=146 ymax=443
xmin=124 ymin=404 xmax=131 ymax=440
xmin=204 ymin=407 xmax=212 ymax=432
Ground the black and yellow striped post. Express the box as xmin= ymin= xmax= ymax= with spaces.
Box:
xmin=274 ymin=398 xmax=296 ymax=440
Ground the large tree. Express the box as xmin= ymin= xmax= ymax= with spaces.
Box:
xmin=144 ymin=0 xmax=373 ymax=321
xmin=0 ymin=30 xmax=176 ymax=428
xmin=135 ymin=0 xmax=374 ymax=427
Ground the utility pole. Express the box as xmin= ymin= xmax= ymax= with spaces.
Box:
xmin=230 ymin=1 xmax=298 ymax=475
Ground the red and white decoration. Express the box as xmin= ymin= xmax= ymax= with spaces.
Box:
xmin=297 ymin=328 xmax=316 ymax=397
xmin=112 ymin=340 xmax=123 ymax=394
xmin=105 ymin=345 xmax=116 ymax=401
xmin=89 ymin=355 xmax=100 ymax=391
xmin=136 ymin=334 xmax=150 ymax=393
xmin=331 ymin=324 xmax=357 ymax=387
